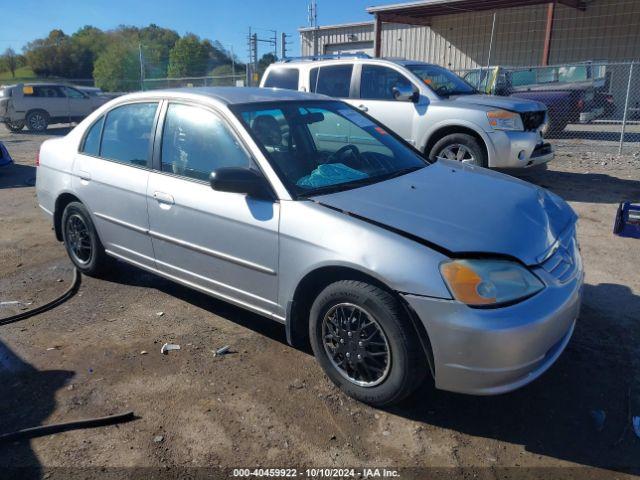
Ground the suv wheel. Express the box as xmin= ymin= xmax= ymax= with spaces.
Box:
xmin=26 ymin=110 xmax=49 ymax=133
xmin=309 ymin=280 xmax=426 ymax=406
xmin=429 ymin=133 xmax=487 ymax=167
xmin=5 ymin=120 xmax=25 ymax=132
xmin=61 ymin=202 xmax=112 ymax=276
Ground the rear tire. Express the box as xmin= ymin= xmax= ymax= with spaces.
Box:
xmin=429 ymin=133 xmax=487 ymax=167
xmin=309 ymin=280 xmax=426 ymax=406
xmin=5 ymin=120 xmax=25 ymax=132
xmin=61 ymin=202 xmax=112 ymax=276
xmin=26 ymin=110 xmax=49 ymax=132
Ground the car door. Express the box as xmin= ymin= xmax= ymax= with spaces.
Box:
xmin=64 ymin=86 xmax=94 ymax=121
xmin=72 ymin=101 xmax=159 ymax=269
xmin=146 ymin=102 xmax=280 ymax=317
xmin=345 ymin=64 xmax=419 ymax=145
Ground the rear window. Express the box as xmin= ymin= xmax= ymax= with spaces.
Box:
xmin=309 ymin=65 xmax=353 ymax=98
xmin=263 ymin=68 xmax=300 ymax=90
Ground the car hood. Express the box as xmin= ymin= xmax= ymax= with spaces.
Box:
xmin=450 ymin=93 xmax=546 ymax=112
xmin=312 ymin=160 xmax=576 ymax=266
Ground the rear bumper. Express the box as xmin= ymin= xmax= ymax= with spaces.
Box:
xmin=403 ymin=265 xmax=583 ymax=395
xmin=487 ymin=130 xmax=554 ymax=168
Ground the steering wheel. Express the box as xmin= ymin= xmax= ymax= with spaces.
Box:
xmin=435 ymin=85 xmax=450 ymax=97
xmin=326 ymin=144 xmax=361 ymax=164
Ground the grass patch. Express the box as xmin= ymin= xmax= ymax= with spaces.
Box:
xmin=0 ymin=66 xmax=37 ymax=82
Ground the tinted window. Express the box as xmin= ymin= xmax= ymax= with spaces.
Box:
xmin=65 ymin=87 xmax=86 ymax=99
xmin=510 ymin=69 xmax=537 ymax=87
xmin=81 ymin=116 xmax=104 ymax=156
xmin=360 ymin=65 xmax=413 ymax=100
xmin=100 ymin=103 xmax=158 ymax=167
xmin=31 ymin=86 xmax=65 ymax=98
xmin=310 ymin=65 xmax=353 ymax=98
xmin=263 ymin=68 xmax=300 ymax=90
xmin=161 ymin=103 xmax=251 ymax=181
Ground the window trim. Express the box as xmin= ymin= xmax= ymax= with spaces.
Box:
xmin=152 ymin=100 xmax=265 ymax=188
xmin=77 ymin=99 xmax=161 ymax=171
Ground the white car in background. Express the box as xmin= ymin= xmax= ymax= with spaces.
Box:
xmin=261 ymin=56 xmax=554 ymax=169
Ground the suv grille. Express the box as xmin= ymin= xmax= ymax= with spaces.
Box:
xmin=521 ymin=111 xmax=546 ymax=131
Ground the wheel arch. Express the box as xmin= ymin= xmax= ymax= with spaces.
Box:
xmin=54 ymin=192 xmax=83 ymax=241
xmin=423 ymin=123 xmax=491 ymax=164
xmin=286 ymin=265 xmax=435 ymax=376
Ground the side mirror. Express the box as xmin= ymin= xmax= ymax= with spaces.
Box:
xmin=210 ymin=167 xmax=273 ymax=199
xmin=392 ymin=84 xmax=419 ymax=103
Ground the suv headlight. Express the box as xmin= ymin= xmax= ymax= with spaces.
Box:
xmin=487 ymin=110 xmax=524 ymax=131
xmin=440 ymin=259 xmax=544 ymax=307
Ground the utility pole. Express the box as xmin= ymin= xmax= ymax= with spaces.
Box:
xmin=138 ymin=43 xmax=145 ymax=91
xmin=281 ymin=32 xmax=290 ymax=59
xmin=308 ymin=0 xmax=318 ymax=56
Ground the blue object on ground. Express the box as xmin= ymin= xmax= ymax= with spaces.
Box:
xmin=297 ymin=163 xmax=368 ymax=188
xmin=0 ymin=141 xmax=13 ymax=167
xmin=613 ymin=202 xmax=640 ymax=239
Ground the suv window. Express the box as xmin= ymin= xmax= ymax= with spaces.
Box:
xmin=64 ymin=87 xmax=86 ymax=99
xmin=161 ymin=103 xmax=251 ymax=181
xmin=263 ymin=68 xmax=300 ymax=90
xmin=81 ymin=116 xmax=105 ymax=156
xmin=29 ymin=86 xmax=65 ymax=98
xmin=360 ymin=65 xmax=413 ymax=100
xmin=510 ymin=69 xmax=537 ymax=87
xmin=309 ymin=65 xmax=353 ymax=98
xmin=100 ymin=103 xmax=158 ymax=167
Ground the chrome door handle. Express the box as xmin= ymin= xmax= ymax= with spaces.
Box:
xmin=78 ymin=170 xmax=91 ymax=181
xmin=153 ymin=191 xmax=174 ymax=205
xmin=358 ymin=105 xmax=369 ymax=112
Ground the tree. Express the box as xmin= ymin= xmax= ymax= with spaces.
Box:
xmin=167 ymin=34 xmax=208 ymax=77
xmin=258 ymin=53 xmax=277 ymax=77
xmin=2 ymin=48 xmax=18 ymax=78
xmin=24 ymin=30 xmax=75 ymax=77
xmin=93 ymin=42 xmax=140 ymax=91
xmin=139 ymin=24 xmax=179 ymax=78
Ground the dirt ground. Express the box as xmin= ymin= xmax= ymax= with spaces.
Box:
xmin=1 ymin=125 xmax=639 ymax=479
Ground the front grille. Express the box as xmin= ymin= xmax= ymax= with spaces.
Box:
xmin=540 ymin=234 xmax=579 ymax=283
xmin=521 ymin=111 xmax=546 ymax=131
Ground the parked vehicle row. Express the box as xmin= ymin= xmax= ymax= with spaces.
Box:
xmin=0 ymin=83 xmax=110 ymax=133
xmin=36 ymin=87 xmax=582 ymax=406
xmin=463 ymin=63 xmax=615 ymax=134
xmin=261 ymin=57 xmax=553 ymax=169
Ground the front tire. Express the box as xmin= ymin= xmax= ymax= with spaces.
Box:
xmin=309 ymin=280 xmax=426 ymax=406
xmin=26 ymin=110 xmax=49 ymax=132
xmin=61 ymin=202 xmax=112 ymax=276
xmin=429 ymin=133 xmax=487 ymax=167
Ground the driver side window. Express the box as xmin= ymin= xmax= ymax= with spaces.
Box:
xmin=360 ymin=65 xmax=413 ymax=101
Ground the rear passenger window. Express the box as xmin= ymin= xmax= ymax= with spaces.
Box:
xmin=263 ymin=68 xmax=300 ymax=90
xmin=100 ymin=103 xmax=158 ymax=167
xmin=81 ymin=116 xmax=104 ymax=156
xmin=309 ymin=65 xmax=353 ymax=98
xmin=161 ymin=103 xmax=251 ymax=181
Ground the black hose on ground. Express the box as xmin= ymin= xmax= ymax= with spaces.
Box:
xmin=0 ymin=411 xmax=136 ymax=443
xmin=0 ymin=268 xmax=81 ymax=326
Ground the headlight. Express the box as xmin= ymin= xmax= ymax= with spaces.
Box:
xmin=440 ymin=259 xmax=544 ymax=307
xmin=487 ymin=110 xmax=524 ymax=131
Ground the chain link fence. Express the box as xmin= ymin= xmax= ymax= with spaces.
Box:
xmin=142 ymin=73 xmax=245 ymax=90
xmin=453 ymin=61 xmax=640 ymax=156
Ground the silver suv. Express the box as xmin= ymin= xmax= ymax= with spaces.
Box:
xmin=36 ymin=87 xmax=581 ymax=406
xmin=0 ymin=83 xmax=109 ymax=132
xmin=261 ymin=57 xmax=554 ymax=169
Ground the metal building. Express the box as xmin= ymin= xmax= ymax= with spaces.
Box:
xmin=299 ymin=0 xmax=640 ymax=69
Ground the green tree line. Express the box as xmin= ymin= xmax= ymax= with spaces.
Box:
xmin=0 ymin=25 xmax=244 ymax=91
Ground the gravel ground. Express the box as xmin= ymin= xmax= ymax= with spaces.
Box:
xmin=1 ymin=125 xmax=639 ymax=479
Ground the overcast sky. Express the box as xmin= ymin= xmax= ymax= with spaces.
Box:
xmin=1 ymin=0 xmax=378 ymax=61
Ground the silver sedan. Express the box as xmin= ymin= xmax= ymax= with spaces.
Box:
xmin=36 ymin=87 xmax=583 ymax=406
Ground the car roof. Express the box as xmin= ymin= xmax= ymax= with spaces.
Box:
xmin=120 ymin=87 xmax=330 ymax=105
xmin=273 ymin=57 xmax=437 ymax=69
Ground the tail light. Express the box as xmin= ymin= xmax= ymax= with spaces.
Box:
xmin=36 ymin=150 xmax=40 ymax=167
